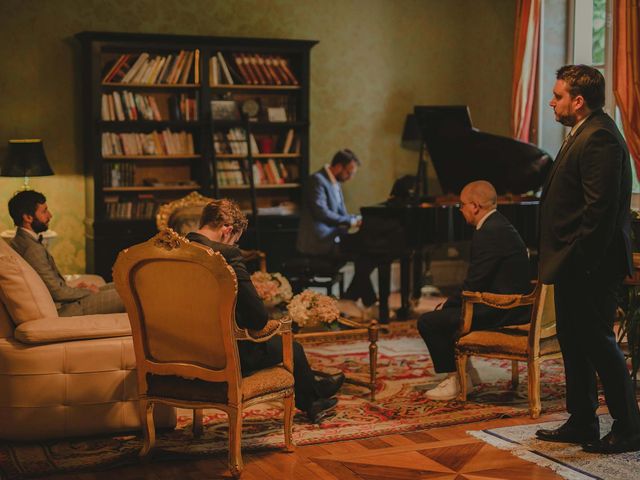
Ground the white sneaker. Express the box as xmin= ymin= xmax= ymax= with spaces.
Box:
xmin=425 ymin=374 xmax=473 ymax=401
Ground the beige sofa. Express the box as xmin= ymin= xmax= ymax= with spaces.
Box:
xmin=0 ymin=239 xmax=176 ymax=441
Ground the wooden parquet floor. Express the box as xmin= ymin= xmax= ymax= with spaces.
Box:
xmin=41 ymin=413 xmax=569 ymax=480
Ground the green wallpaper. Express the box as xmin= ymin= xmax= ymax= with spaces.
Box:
xmin=0 ymin=0 xmax=515 ymax=274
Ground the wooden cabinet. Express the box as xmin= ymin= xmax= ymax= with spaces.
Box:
xmin=77 ymin=32 xmax=316 ymax=278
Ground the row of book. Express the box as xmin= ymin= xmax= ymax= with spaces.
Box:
xmin=217 ymin=158 xmax=292 ymax=186
xmin=103 ymin=162 xmax=135 ymax=187
xmin=213 ymin=129 xmax=299 ymax=155
xmin=102 ymin=50 xmax=199 ymax=85
xmin=101 ymin=130 xmax=196 ymax=156
xmin=101 ymin=92 xmax=198 ymax=122
xmin=104 ymin=195 xmax=158 ymax=219
xmin=209 ymin=52 xmax=298 ymax=86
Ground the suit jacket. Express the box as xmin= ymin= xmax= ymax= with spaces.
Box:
xmin=296 ymin=168 xmax=357 ymax=255
xmin=186 ymin=232 xmax=268 ymax=331
xmin=446 ymin=211 xmax=532 ymax=324
xmin=539 ymin=110 xmax=633 ymax=284
xmin=10 ymin=228 xmax=91 ymax=306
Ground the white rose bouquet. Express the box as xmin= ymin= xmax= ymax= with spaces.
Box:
xmin=250 ymin=271 xmax=293 ymax=307
xmin=287 ymin=289 xmax=340 ymax=328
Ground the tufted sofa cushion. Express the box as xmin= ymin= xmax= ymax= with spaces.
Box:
xmin=0 ymin=239 xmax=57 ymax=324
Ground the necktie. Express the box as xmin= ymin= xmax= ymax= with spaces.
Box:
xmin=37 ymin=234 xmax=44 ymax=243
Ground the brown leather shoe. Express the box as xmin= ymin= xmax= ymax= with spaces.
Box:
xmin=583 ymin=430 xmax=640 ymax=454
xmin=536 ymin=421 xmax=599 ymax=444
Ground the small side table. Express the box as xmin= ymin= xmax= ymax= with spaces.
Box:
xmin=295 ymin=318 xmax=379 ymax=400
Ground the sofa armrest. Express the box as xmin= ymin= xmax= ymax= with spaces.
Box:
xmin=14 ymin=313 xmax=131 ymax=344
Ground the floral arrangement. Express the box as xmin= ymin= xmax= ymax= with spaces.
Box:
xmin=287 ymin=289 xmax=340 ymax=328
xmin=250 ymin=271 xmax=293 ymax=307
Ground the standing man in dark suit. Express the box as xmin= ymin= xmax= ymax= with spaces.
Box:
xmin=297 ymin=149 xmax=377 ymax=314
xmin=418 ymin=181 xmax=531 ymax=400
xmin=8 ymin=190 xmax=124 ymax=316
xmin=187 ymin=198 xmax=344 ymax=423
xmin=536 ymin=64 xmax=640 ymax=453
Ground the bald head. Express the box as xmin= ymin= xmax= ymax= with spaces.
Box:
xmin=461 ymin=181 xmax=497 ymax=209
xmin=459 ymin=181 xmax=497 ymax=226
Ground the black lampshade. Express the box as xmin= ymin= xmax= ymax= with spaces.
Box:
xmin=401 ymin=114 xmax=422 ymax=151
xmin=1 ymin=139 xmax=54 ymax=177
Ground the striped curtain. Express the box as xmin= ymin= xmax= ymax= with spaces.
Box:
xmin=511 ymin=0 xmax=542 ymax=143
xmin=613 ymin=0 xmax=640 ymax=178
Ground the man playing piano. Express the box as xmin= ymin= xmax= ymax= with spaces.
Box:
xmin=418 ymin=180 xmax=531 ymax=401
xmin=297 ymin=149 xmax=378 ymax=317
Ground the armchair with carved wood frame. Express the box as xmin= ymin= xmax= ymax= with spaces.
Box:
xmin=455 ymin=283 xmax=561 ymax=418
xmin=156 ymin=191 xmax=267 ymax=272
xmin=113 ymin=230 xmax=294 ymax=478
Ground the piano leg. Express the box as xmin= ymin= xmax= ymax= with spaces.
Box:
xmin=396 ymin=255 xmax=412 ymax=320
xmin=378 ymin=260 xmax=391 ymax=324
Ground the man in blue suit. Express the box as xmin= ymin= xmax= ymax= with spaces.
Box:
xmin=297 ymin=149 xmax=377 ymax=311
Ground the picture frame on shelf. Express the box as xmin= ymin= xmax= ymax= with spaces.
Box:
xmin=211 ymin=100 xmax=240 ymax=121
xmin=267 ymin=107 xmax=287 ymax=122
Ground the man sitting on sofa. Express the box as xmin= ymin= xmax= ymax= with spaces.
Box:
xmin=8 ymin=190 xmax=125 ymax=316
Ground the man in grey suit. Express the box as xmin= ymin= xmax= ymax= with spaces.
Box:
xmin=8 ymin=190 xmax=124 ymax=316
xmin=297 ymin=149 xmax=377 ymax=311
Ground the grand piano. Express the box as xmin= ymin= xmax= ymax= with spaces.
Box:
xmin=360 ymin=105 xmax=552 ymax=323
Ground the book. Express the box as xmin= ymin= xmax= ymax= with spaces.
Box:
xmin=159 ymin=54 xmax=175 ymax=84
xmin=268 ymin=158 xmax=283 ymax=183
xmin=216 ymin=51 xmax=233 ymax=84
xmin=233 ymin=54 xmax=252 ymax=84
xmin=282 ymin=129 xmax=295 ymax=153
xmin=178 ymin=50 xmax=194 ymax=84
xmin=167 ymin=50 xmax=186 ymax=84
xmin=209 ymin=56 xmax=219 ymax=85
xmin=102 ymin=54 xmax=130 ymax=82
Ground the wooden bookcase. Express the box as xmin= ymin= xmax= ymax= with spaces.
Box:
xmin=76 ymin=32 xmax=316 ymax=279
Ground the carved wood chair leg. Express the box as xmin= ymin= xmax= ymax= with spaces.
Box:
xmin=228 ymin=407 xmax=244 ymax=478
xmin=283 ymin=392 xmax=295 ymax=453
xmin=511 ymin=360 xmax=519 ymax=389
xmin=139 ymin=400 xmax=156 ymax=458
xmin=528 ymin=359 xmax=542 ymax=418
xmin=193 ymin=408 xmax=203 ymax=437
xmin=456 ymin=353 xmax=468 ymax=401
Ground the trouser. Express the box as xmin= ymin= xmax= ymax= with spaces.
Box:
xmin=417 ymin=305 xmax=526 ymax=373
xmin=238 ymin=337 xmax=317 ymax=410
xmin=58 ymin=282 xmax=125 ymax=317
xmin=555 ymin=268 xmax=640 ymax=434
xmin=336 ymin=233 xmax=377 ymax=307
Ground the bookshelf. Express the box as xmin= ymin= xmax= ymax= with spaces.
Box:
xmin=77 ymin=32 xmax=316 ymax=279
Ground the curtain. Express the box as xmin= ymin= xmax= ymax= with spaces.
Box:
xmin=613 ymin=0 xmax=640 ymax=178
xmin=511 ymin=0 xmax=542 ymax=143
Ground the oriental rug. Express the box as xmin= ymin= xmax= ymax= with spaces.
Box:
xmin=469 ymin=415 xmax=640 ymax=480
xmin=0 ymin=334 xmax=567 ymax=479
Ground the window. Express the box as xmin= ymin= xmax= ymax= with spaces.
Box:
xmin=566 ymin=0 xmax=639 ymax=190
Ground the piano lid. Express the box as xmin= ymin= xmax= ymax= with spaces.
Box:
xmin=413 ymin=105 xmax=552 ymax=196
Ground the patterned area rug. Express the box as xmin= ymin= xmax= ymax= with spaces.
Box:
xmin=0 ymin=333 xmax=567 ymax=479
xmin=469 ymin=415 xmax=640 ymax=479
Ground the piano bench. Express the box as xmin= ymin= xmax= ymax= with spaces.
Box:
xmin=282 ymin=256 xmax=345 ymax=296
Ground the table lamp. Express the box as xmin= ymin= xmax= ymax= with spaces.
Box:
xmin=1 ymin=139 xmax=54 ymax=190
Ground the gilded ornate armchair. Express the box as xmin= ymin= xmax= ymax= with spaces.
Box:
xmin=455 ymin=283 xmax=561 ymax=418
xmin=156 ymin=191 xmax=267 ymax=272
xmin=113 ymin=230 xmax=294 ymax=477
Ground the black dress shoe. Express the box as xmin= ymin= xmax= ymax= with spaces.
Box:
xmin=583 ymin=430 xmax=640 ymax=454
xmin=314 ymin=372 xmax=345 ymax=398
xmin=536 ymin=421 xmax=599 ymax=444
xmin=306 ymin=397 xmax=338 ymax=423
